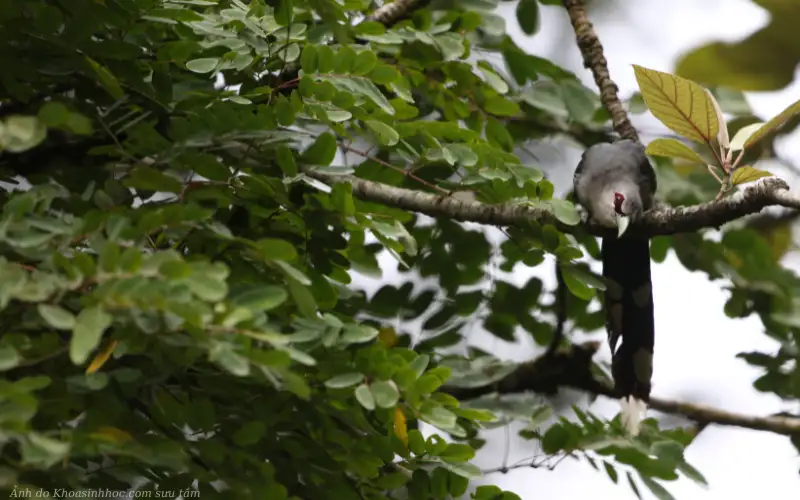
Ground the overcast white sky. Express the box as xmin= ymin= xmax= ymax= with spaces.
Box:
xmin=355 ymin=0 xmax=800 ymax=498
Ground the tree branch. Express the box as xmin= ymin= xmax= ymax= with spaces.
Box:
xmin=306 ymin=169 xmax=800 ymax=237
xmin=444 ymin=343 xmax=800 ymax=436
xmin=562 ymin=0 xmax=639 ymax=143
xmin=368 ymin=0 xmax=426 ymax=25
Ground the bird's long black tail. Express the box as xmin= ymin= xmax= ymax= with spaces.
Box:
xmin=601 ymin=236 xmax=654 ymax=433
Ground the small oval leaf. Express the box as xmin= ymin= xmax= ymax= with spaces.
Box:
xmin=645 ymin=138 xmax=707 ymax=164
xmin=731 ymin=166 xmax=773 ymax=186
xmin=325 ymin=372 xmax=364 ymax=388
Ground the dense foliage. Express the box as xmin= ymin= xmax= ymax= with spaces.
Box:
xmin=1 ymin=0 xmax=799 ymax=499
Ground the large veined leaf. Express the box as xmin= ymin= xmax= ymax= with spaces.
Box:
xmin=633 ymin=65 xmax=719 ymax=145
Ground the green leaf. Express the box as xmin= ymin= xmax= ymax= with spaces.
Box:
xmin=70 ymin=306 xmax=112 ymax=365
xmin=233 ymin=421 xmax=266 ymax=446
xmin=485 ymin=96 xmax=520 ymax=117
xmin=38 ymin=304 xmax=76 ymax=330
xmin=144 ymin=7 xmax=204 ymax=22
xmin=85 ymin=57 xmax=124 ymax=99
xmin=257 ymin=238 xmax=298 ymax=261
xmin=645 ymin=138 xmax=707 ymax=164
xmin=274 ymin=260 xmax=311 ymax=285
xmin=229 ymin=286 xmax=288 ymax=311
xmin=420 ymin=406 xmax=457 ymax=429
xmin=355 ymin=383 xmax=376 ymax=410
xmin=352 ymin=51 xmax=378 ymax=76
xmin=186 ymin=58 xmax=219 ymax=73
xmin=731 ymin=166 xmax=773 ymax=186
xmin=370 ymin=380 xmax=400 ymax=408
xmin=408 ymin=429 xmax=426 ymax=455
xmin=559 ymin=265 xmax=595 ymax=300
xmin=325 ymin=373 xmax=365 ymax=388
xmin=185 ymin=272 xmax=228 ymax=302
xmin=368 ymin=65 xmax=400 ymax=85
xmin=124 ymin=166 xmax=182 ymax=193
xmin=438 ymin=460 xmax=482 ymax=479
xmin=639 ymin=475 xmax=677 ymax=500
xmin=287 ymin=277 xmax=317 ymax=318
xmin=300 ymin=44 xmax=317 ymax=73
xmin=314 ymin=75 xmax=395 ymax=115
xmin=408 ymin=355 xmax=430 ymax=377
xmin=1 ymin=116 xmax=47 ymax=153
xmin=20 ymin=433 xmax=70 ymax=468
xmin=275 ymin=0 xmax=293 ymax=26
xmin=549 ymin=199 xmax=581 ymax=226
xmin=516 ymin=0 xmax=540 ymax=35
xmin=0 ymin=345 xmax=20 ymax=371
xmin=331 ymin=183 xmax=356 ymax=215
xmin=633 ymin=65 xmax=719 ymax=145
xmin=677 ymin=460 xmax=707 ymax=486
xmin=527 ymin=404 xmax=553 ymax=428
xmin=365 ymin=120 xmax=400 ymax=146
xmin=485 ymin=118 xmax=514 ymax=151
xmin=341 ymin=324 xmax=379 ymax=343
xmin=627 ymin=472 xmax=643 ymax=500
xmin=276 ymin=145 xmax=299 ymax=176
xmin=302 ymin=132 xmax=338 ymax=165
xmin=439 ymin=443 xmax=475 ymax=462
xmin=38 ymin=101 xmax=70 ymax=127
xmin=209 ymin=342 xmax=250 ymax=377
xmin=604 ymin=462 xmax=619 ymax=484
xmin=479 ymin=66 xmax=509 ymax=94
xmin=541 ymin=424 xmax=570 ymax=453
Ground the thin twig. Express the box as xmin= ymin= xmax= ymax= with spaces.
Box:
xmin=337 ymin=142 xmax=451 ymax=195
xmin=545 ymin=264 xmax=568 ymax=357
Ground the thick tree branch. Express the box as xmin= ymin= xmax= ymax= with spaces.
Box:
xmin=444 ymin=343 xmax=800 ymax=436
xmin=306 ymin=169 xmax=799 ymax=237
xmin=562 ymin=0 xmax=639 ymax=143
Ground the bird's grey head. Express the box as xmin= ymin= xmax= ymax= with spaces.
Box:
xmin=610 ymin=188 xmax=644 ymax=238
xmin=574 ymin=140 xmax=650 ymax=238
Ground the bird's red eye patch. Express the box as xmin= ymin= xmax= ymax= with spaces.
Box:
xmin=613 ymin=192 xmax=625 ymax=215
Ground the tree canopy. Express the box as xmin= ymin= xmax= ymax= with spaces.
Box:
xmin=2 ymin=0 xmax=800 ymax=499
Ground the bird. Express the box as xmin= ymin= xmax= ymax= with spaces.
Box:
xmin=573 ymin=139 xmax=657 ymax=435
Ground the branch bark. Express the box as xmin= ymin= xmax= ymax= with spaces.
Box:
xmin=562 ymin=0 xmax=639 ymax=143
xmin=444 ymin=343 xmax=800 ymax=436
xmin=368 ymin=0 xmax=425 ymax=24
xmin=306 ymin=169 xmax=800 ymax=237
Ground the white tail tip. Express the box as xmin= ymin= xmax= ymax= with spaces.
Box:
xmin=620 ymin=396 xmax=647 ymax=436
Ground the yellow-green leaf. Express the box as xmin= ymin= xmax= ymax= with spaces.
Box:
xmin=743 ymin=98 xmax=800 ymax=149
xmin=85 ymin=57 xmax=124 ymax=99
xmin=645 ymin=138 xmax=707 ymax=164
xmin=706 ymin=89 xmax=729 ymax=148
xmin=86 ymin=339 xmax=118 ymax=374
xmin=731 ymin=166 xmax=773 ymax=186
xmin=633 ymin=65 xmax=718 ymax=145
xmin=89 ymin=426 xmax=132 ymax=444
xmin=394 ymin=407 xmax=408 ymax=446
xmin=730 ymin=122 xmax=764 ymax=151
